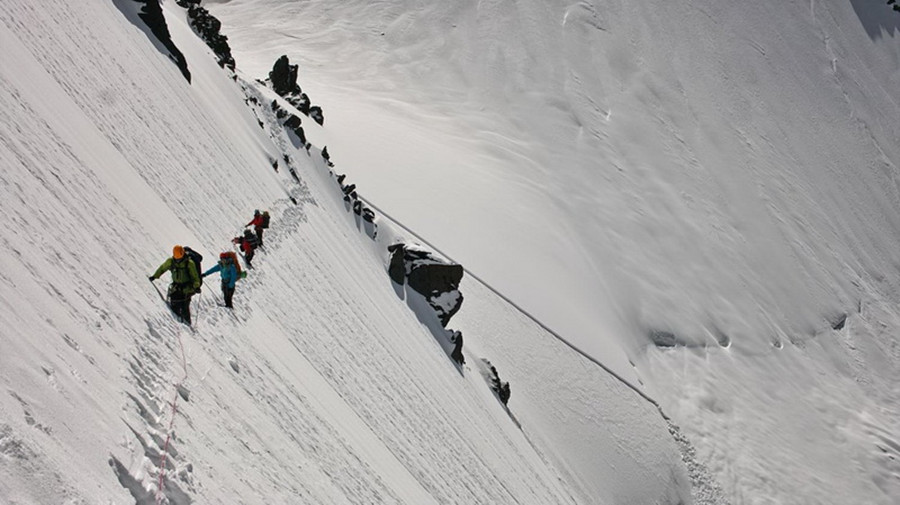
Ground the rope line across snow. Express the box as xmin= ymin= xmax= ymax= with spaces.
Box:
xmin=156 ymin=303 xmax=193 ymax=504
xmin=357 ymin=195 xmax=670 ymax=421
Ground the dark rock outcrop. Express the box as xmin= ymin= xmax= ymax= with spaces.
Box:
xmin=284 ymin=114 xmax=302 ymax=130
xmin=483 ymin=359 xmax=510 ymax=405
xmin=450 ymin=331 xmax=465 ymax=365
xmin=388 ymin=244 xmax=405 ymax=284
xmin=330 ymin=169 xmax=375 ymax=236
xmin=270 ymin=99 xmax=282 ymax=114
xmin=269 ymin=55 xmax=299 ymax=96
xmin=295 ymin=93 xmax=312 ymax=116
xmin=387 ymin=243 xmax=464 ymax=327
xmin=309 ymin=105 xmax=325 ymax=126
xmin=280 ymin=112 xmax=308 ymax=147
xmin=267 ymin=55 xmax=319 ymax=118
xmin=133 ymin=0 xmax=191 ymax=82
xmin=179 ymin=2 xmax=236 ymax=70
xmin=295 ymin=126 xmax=308 ymax=148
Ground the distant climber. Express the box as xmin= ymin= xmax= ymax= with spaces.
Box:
xmin=246 ymin=209 xmax=267 ymax=247
xmin=202 ymin=251 xmax=243 ymax=308
xmin=149 ymin=245 xmax=201 ymax=325
xmin=233 ymin=229 xmax=259 ymax=268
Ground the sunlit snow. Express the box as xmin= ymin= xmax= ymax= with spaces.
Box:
xmin=1 ymin=0 xmax=899 ymax=504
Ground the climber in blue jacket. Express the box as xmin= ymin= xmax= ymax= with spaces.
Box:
xmin=202 ymin=252 xmax=242 ymax=308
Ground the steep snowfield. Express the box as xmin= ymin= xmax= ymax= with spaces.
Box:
xmin=207 ymin=0 xmax=900 ymax=503
xmin=0 ymin=1 xmax=697 ymax=503
xmin=207 ymin=0 xmax=900 ymax=362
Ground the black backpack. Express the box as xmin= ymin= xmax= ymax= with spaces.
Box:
xmin=183 ymin=247 xmax=203 ymax=285
xmin=261 ymin=211 xmax=270 ymax=229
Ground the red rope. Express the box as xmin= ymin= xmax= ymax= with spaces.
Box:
xmin=156 ymin=324 xmax=189 ymax=504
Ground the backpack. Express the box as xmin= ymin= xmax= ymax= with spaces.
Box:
xmin=183 ymin=247 xmax=203 ymax=285
xmin=222 ymin=251 xmax=242 ymax=277
xmin=261 ymin=211 xmax=270 ymax=229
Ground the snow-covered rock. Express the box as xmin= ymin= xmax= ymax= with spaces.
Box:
xmin=388 ymin=242 xmax=465 ymax=327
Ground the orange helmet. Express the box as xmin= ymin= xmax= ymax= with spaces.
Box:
xmin=173 ymin=245 xmax=185 ymax=259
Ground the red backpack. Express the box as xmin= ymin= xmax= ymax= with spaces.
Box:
xmin=222 ymin=251 xmax=242 ymax=276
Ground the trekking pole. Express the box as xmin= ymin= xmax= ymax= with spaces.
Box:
xmin=150 ymin=278 xmax=166 ymax=304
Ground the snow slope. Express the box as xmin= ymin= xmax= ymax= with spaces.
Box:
xmin=0 ymin=1 xmax=698 ymax=503
xmin=206 ymin=0 xmax=900 ymax=503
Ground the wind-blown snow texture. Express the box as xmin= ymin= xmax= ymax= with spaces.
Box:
xmin=206 ymin=0 xmax=900 ymax=504
xmin=0 ymin=1 xmax=713 ymax=504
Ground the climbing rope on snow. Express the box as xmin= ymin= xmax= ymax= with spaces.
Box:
xmin=155 ymin=303 xmax=193 ymax=504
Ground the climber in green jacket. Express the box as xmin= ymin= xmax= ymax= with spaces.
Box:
xmin=150 ymin=245 xmax=201 ymax=325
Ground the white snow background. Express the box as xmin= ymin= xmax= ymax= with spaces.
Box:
xmin=0 ymin=0 xmax=898 ymax=504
